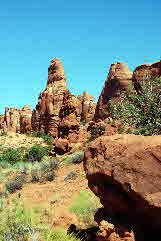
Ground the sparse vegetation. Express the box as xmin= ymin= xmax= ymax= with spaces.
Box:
xmin=44 ymin=227 xmax=81 ymax=241
xmin=69 ymin=190 xmax=101 ymax=226
xmin=0 ymin=198 xmax=81 ymax=241
xmin=0 ymin=199 xmax=42 ymax=241
xmin=0 ymin=130 xmax=8 ymax=136
xmin=5 ymin=174 xmax=26 ymax=193
xmin=108 ymin=77 xmax=161 ymax=135
xmin=63 ymin=151 xmax=84 ymax=165
xmin=30 ymin=158 xmax=58 ymax=183
xmin=30 ymin=132 xmax=54 ymax=145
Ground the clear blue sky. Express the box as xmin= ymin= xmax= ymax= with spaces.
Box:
xmin=0 ymin=0 xmax=161 ymax=113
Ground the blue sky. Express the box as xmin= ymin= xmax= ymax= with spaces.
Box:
xmin=0 ymin=0 xmax=161 ymax=113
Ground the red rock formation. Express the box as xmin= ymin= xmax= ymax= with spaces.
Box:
xmin=81 ymin=91 xmax=96 ymax=122
xmin=0 ymin=115 xmax=5 ymax=130
xmin=84 ymin=134 xmax=161 ymax=239
xmin=132 ymin=60 xmax=161 ymax=94
xmin=94 ymin=62 xmax=132 ymax=120
xmin=0 ymin=105 xmax=32 ymax=133
xmin=20 ymin=105 xmax=32 ymax=133
xmin=32 ymin=58 xmax=67 ymax=137
xmin=3 ymin=107 xmax=20 ymax=132
xmin=58 ymin=91 xmax=81 ymax=142
xmin=32 ymin=58 xmax=95 ymax=140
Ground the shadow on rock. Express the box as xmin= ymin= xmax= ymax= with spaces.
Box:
xmin=67 ymin=224 xmax=99 ymax=241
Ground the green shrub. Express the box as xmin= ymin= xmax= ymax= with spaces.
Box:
xmin=63 ymin=151 xmax=84 ymax=165
xmin=0 ymin=148 xmax=24 ymax=164
xmin=5 ymin=174 xmax=26 ymax=193
xmin=30 ymin=159 xmax=58 ymax=183
xmin=31 ymin=132 xmax=54 ymax=145
xmin=44 ymin=227 xmax=80 ymax=241
xmin=24 ymin=145 xmax=51 ymax=162
xmin=108 ymin=77 xmax=161 ymax=135
xmin=0 ymin=199 xmax=41 ymax=241
xmin=69 ymin=190 xmax=101 ymax=225
xmin=87 ymin=125 xmax=106 ymax=142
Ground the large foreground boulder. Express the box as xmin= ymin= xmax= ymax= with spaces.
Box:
xmin=84 ymin=134 xmax=161 ymax=239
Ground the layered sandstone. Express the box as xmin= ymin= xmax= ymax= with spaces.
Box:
xmin=94 ymin=62 xmax=132 ymax=120
xmin=84 ymin=134 xmax=161 ymax=239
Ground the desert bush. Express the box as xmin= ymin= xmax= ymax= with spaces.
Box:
xmin=31 ymin=132 xmax=54 ymax=145
xmin=88 ymin=125 xmax=105 ymax=138
xmin=0 ymin=199 xmax=41 ymax=241
xmin=24 ymin=145 xmax=51 ymax=162
xmin=5 ymin=174 xmax=26 ymax=193
xmin=69 ymin=190 xmax=101 ymax=225
xmin=30 ymin=158 xmax=58 ymax=183
xmin=108 ymin=77 xmax=161 ymax=135
xmin=0 ymin=147 xmax=24 ymax=164
xmin=87 ymin=124 xmax=106 ymax=142
xmin=64 ymin=171 xmax=77 ymax=182
xmin=63 ymin=150 xmax=84 ymax=165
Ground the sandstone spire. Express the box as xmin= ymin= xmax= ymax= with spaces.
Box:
xmin=94 ymin=62 xmax=132 ymax=120
xmin=32 ymin=58 xmax=67 ymax=137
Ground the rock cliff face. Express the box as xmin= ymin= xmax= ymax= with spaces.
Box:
xmin=132 ymin=60 xmax=161 ymax=94
xmin=94 ymin=62 xmax=132 ymax=120
xmin=0 ymin=106 xmax=32 ymax=133
xmin=84 ymin=134 xmax=161 ymax=240
xmin=32 ymin=58 xmax=95 ymax=140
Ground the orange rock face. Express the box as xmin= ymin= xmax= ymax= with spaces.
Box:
xmin=94 ymin=62 xmax=132 ymax=120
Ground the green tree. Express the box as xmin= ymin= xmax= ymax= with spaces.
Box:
xmin=108 ymin=77 xmax=161 ymax=135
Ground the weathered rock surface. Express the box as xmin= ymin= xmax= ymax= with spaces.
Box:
xmin=81 ymin=91 xmax=96 ymax=122
xmin=96 ymin=220 xmax=135 ymax=241
xmin=94 ymin=62 xmax=132 ymax=120
xmin=84 ymin=134 xmax=161 ymax=238
xmin=0 ymin=115 xmax=5 ymax=129
xmin=32 ymin=58 xmax=67 ymax=137
xmin=132 ymin=60 xmax=161 ymax=94
xmin=0 ymin=105 xmax=32 ymax=133
xmin=32 ymin=58 xmax=95 ymax=142
xmin=20 ymin=105 xmax=32 ymax=133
